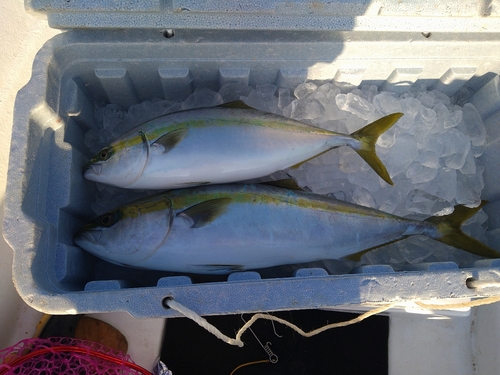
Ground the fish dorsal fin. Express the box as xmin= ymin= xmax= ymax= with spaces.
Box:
xmin=218 ymin=100 xmax=254 ymax=110
xmin=177 ymin=198 xmax=232 ymax=228
xmin=151 ymin=128 xmax=188 ymax=153
xmin=261 ymin=179 xmax=304 ymax=191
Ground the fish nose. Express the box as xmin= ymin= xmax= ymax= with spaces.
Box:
xmin=83 ymin=163 xmax=103 ymax=176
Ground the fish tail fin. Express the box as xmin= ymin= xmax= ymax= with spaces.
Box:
xmin=425 ymin=201 xmax=500 ymax=259
xmin=350 ymin=113 xmax=403 ymax=186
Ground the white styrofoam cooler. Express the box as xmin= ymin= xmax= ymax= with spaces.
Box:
xmin=4 ymin=1 xmax=500 ymax=317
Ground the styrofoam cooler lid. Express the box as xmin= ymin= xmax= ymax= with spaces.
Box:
xmin=26 ymin=0 xmax=500 ymax=31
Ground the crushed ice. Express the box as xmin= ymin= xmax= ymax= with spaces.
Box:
xmin=85 ymin=81 xmax=490 ymax=271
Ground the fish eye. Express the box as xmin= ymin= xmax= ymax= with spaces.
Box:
xmin=99 ymin=148 xmax=111 ymax=161
xmin=99 ymin=212 xmax=117 ymax=227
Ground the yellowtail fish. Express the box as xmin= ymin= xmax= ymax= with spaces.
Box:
xmin=84 ymin=102 xmax=402 ymax=189
xmin=74 ymin=183 xmax=499 ymax=274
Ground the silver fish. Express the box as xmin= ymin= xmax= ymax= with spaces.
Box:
xmin=74 ymin=183 xmax=499 ymax=274
xmin=84 ymin=102 xmax=402 ymax=189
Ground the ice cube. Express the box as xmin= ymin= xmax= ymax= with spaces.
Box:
xmin=290 ymin=98 xmax=324 ymax=120
xmin=397 ymin=236 xmax=434 ymax=264
xmin=218 ymin=82 xmax=252 ymax=103
xmin=348 ymin=163 xmax=383 ymax=192
xmin=377 ymin=177 xmax=415 ymax=216
xmin=440 ymin=129 xmax=471 ymax=170
xmin=431 ymin=90 xmax=451 ymax=107
xmin=373 ymin=92 xmax=402 ymax=115
xmin=405 ymin=162 xmax=439 ymax=184
xmin=151 ymin=99 xmax=177 ymax=116
xmin=419 ymin=106 xmax=437 ymax=127
xmin=380 ymin=133 xmax=418 ymax=177
xmin=405 ymin=189 xmax=453 ymax=216
xmin=459 ymin=150 xmax=477 ymax=175
xmin=240 ymin=89 xmax=270 ymax=112
xmin=445 ymin=149 xmax=471 ymax=170
xmin=433 ymin=102 xmax=450 ymax=125
xmin=433 ymin=168 xmax=457 ymax=202
xmin=278 ymin=88 xmax=292 ymax=110
xmin=266 ymin=96 xmax=281 ymax=114
xmin=398 ymin=97 xmax=420 ymax=129
xmin=376 ymin=126 xmax=397 ymax=148
xmin=337 ymin=93 xmax=376 ymax=120
xmin=362 ymin=243 xmax=406 ymax=270
xmin=456 ymin=162 xmax=484 ymax=207
xmin=339 ymin=148 xmax=362 ymax=173
xmin=422 ymin=134 xmax=445 ymax=156
xmin=461 ymin=103 xmax=487 ymax=146
xmin=361 ymin=85 xmax=378 ymax=103
xmin=181 ymin=87 xmax=223 ymax=110
xmin=351 ymin=187 xmax=377 ymax=208
xmin=256 ymin=84 xmax=278 ymax=99
xmin=305 ymin=100 xmax=325 ymax=119
xmin=294 ymin=82 xmax=317 ymax=99
xmin=440 ymin=128 xmax=470 ymax=157
xmin=412 ymin=106 xmax=439 ymax=148
xmin=335 ymin=93 xmax=347 ymax=109
xmin=471 ymin=145 xmax=484 ymax=158
xmin=343 ymin=114 xmax=367 ymax=134
xmin=443 ymin=109 xmax=462 ymax=129
xmin=102 ymin=104 xmax=124 ymax=131
xmin=416 ymin=150 xmax=440 ymax=169
xmin=314 ymin=83 xmax=341 ymax=107
xmin=419 ymin=92 xmax=435 ymax=108
xmin=282 ymin=100 xmax=294 ymax=118
xmin=127 ymin=101 xmax=150 ymax=123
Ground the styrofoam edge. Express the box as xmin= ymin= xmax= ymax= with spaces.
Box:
xmin=12 ymin=268 xmax=500 ymax=318
xmin=40 ymin=14 xmax=500 ymax=33
xmin=2 ymin=34 xmax=61 ymax=306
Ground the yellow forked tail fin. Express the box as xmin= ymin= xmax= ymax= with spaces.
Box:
xmin=425 ymin=201 xmax=500 ymax=259
xmin=351 ymin=113 xmax=403 ymax=186
xmin=345 ymin=201 xmax=500 ymax=263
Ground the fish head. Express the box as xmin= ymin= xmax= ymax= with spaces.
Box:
xmin=74 ymin=195 xmax=173 ymax=266
xmin=84 ymin=131 xmax=150 ymax=188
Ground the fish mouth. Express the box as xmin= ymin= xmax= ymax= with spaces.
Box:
xmin=74 ymin=229 xmax=101 ymax=248
xmin=83 ymin=163 xmax=103 ymax=177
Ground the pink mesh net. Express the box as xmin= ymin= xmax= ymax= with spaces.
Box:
xmin=0 ymin=337 xmax=152 ymax=375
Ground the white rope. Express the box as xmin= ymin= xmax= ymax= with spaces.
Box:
xmin=235 ymin=303 xmax=396 ymax=342
xmin=166 ymin=298 xmax=244 ymax=347
xmin=166 ymin=298 xmax=396 ymax=347
xmin=416 ymin=295 xmax=500 ymax=310
xmin=166 ymin=295 xmax=500 ymax=347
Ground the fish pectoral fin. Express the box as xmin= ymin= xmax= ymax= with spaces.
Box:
xmin=151 ymin=128 xmax=188 ymax=153
xmin=177 ymin=197 xmax=232 ymax=228
xmin=218 ymin=100 xmax=255 ymax=110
